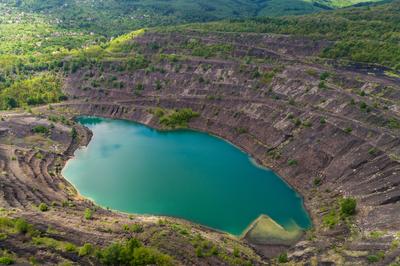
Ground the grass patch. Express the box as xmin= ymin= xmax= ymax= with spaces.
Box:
xmin=32 ymin=237 xmax=77 ymax=253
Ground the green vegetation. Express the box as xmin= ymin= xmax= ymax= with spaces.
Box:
xmin=131 ymin=224 xmax=144 ymax=233
xmin=185 ymin=39 xmax=233 ymax=58
xmin=95 ymin=238 xmax=174 ymax=266
xmin=71 ymin=128 xmax=78 ymax=139
xmin=192 ymin=234 xmax=219 ymax=258
xmin=14 ymin=218 xmax=29 ymax=234
xmin=32 ymin=236 xmax=77 ymax=252
xmin=0 ymin=256 xmax=14 ymax=265
xmin=0 ymin=74 xmax=63 ymax=110
xmin=38 ymin=203 xmax=48 ymax=212
xmin=344 ymin=127 xmax=353 ymax=133
xmin=323 ymin=209 xmax=339 ymax=228
xmin=367 ymin=251 xmax=385 ymax=263
xmin=79 ymin=243 xmax=94 ymax=257
xmin=387 ymin=117 xmax=400 ymax=129
xmin=84 ymin=208 xmax=93 ymax=220
xmin=236 ymin=127 xmax=248 ymax=134
xmin=0 ymin=216 xmax=36 ymax=236
xmin=320 ymin=72 xmax=330 ymax=80
xmin=369 ymin=230 xmax=385 ymax=239
xmin=1 ymin=215 xmax=179 ymax=265
xmin=3 ymin=0 xmax=383 ymax=43
xmin=32 ymin=125 xmax=49 ymax=135
xmin=287 ymin=159 xmax=298 ymax=166
xmin=0 ymin=0 xmax=397 ymax=113
xmin=368 ymin=147 xmax=378 ymax=155
xmin=183 ymin=0 xmax=400 ymax=69
xmin=340 ymin=197 xmax=357 ymax=216
xmin=313 ymin=178 xmax=322 ymax=186
xmin=156 ymin=108 xmax=199 ymax=128
xmin=278 ymin=252 xmax=288 ymax=263
xmin=322 ymin=197 xmax=357 ymax=228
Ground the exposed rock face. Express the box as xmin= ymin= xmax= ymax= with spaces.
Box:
xmin=62 ymin=29 xmax=400 ymax=264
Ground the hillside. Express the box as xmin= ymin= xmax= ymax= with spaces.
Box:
xmin=183 ymin=0 xmax=400 ymax=70
xmin=3 ymin=0 xmax=387 ymax=37
xmin=1 ymin=0 xmax=398 ymax=111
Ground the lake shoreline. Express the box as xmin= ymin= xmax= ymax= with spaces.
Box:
xmin=62 ymin=115 xmax=310 ymax=242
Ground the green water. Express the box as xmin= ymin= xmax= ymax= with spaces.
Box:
xmin=62 ymin=117 xmax=311 ymax=235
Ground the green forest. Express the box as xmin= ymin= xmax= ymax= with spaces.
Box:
xmin=0 ymin=0 xmax=398 ymax=110
xmin=182 ymin=0 xmax=400 ymax=69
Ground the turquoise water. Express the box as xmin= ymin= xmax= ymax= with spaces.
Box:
xmin=62 ymin=117 xmax=311 ymax=235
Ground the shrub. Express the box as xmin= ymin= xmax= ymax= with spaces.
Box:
xmin=0 ymin=233 xmax=7 ymax=241
xmin=359 ymin=101 xmax=367 ymax=109
xmin=96 ymin=238 xmax=173 ymax=266
xmin=132 ymin=247 xmax=172 ymax=265
xmin=135 ymin=83 xmax=144 ymax=91
xmin=155 ymin=80 xmax=162 ymax=90
xmin=71 ymin=128 xmax=78 ymax=139
xmin=235 ymin=127 xmax=248 ymax=134
xmin=320 ymin=118 xmax=326 ymax=124
xmin=233 ymin=247 xmax=240 ymax=257
xmin=313 ymin=178 xmax=322 ymax=187
xmin=369 ymin=231 xmax=384 ymax=239
xmin=340 ymin=197 xmax=357 ymax=216
xmin=14 ymin=218 xmax=29 ymax=234
xmin=131 ymin=224 xmax=143 ymax=233
xmin=84 ymin=208 xmax=93 ymax=220
xmin=287 ymin=159 xmax=298 ymax=166
xmin=387 ymin=118 xmax=400 ymax=129
xmin=293 ymin=118 xmax=302 ymax=126
xmin=79 ymin=243 xmax=94 ymax=256
xmin=367 ymin=251 xmax=385 ymax=263
xmin=0 ymin=256 xmax=14 ymax=265
xmin=344 ymin=127 xmax=352 ymax=133
xmin=278 ymin=252 xmax=288 ymax=263
xmin=38 ymin=203 xmax=48 ymax=212
xmin=320 ymin=72 xmax=330 ymax=81
xmin=32 ymin=125 xmax=49 ymax=134
xmin=323 ymin=210 xmax=338 ymax=228
xmin=367 ymin=254 xmax=379 ymax=263
xmin=368 ymin=147 xmax=377 ymax=155
xmin=303 ymin=120 xmax=312 ymax=127
xmin=195 ymin=246 xmax=203 ymax=258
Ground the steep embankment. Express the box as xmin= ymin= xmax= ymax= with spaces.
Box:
xmin=61 ymin=27 xmax=400 ymax=264
xmin=0 ymin=111 xmax=263 ymax=265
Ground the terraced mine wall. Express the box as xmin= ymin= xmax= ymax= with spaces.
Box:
xmin=62 ymin=29 xmax=400 ymax=263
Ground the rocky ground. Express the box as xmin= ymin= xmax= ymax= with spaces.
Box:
xmin=1 ymin=29 xmax=400 ymax=265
